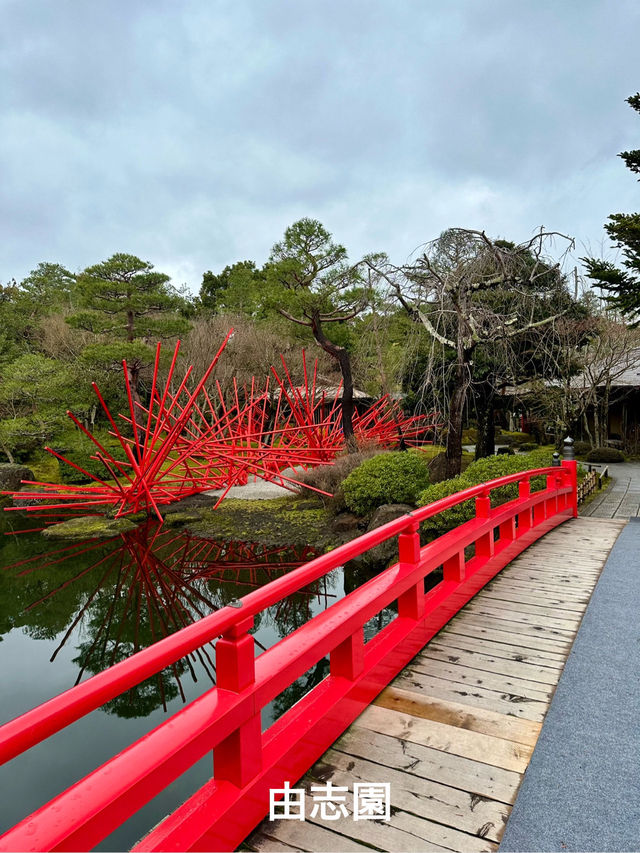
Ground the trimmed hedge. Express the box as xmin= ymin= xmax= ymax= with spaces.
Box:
xmin=416 ymin=448 xmax=554 ymax=539
xmin=342 ymin=451 xmax=431 ymax=516
xmin=585 ymin=447 xmax=625 ymax=463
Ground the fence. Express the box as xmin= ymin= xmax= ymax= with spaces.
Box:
xmin=0 ymin=461 xmax=577 ymax=853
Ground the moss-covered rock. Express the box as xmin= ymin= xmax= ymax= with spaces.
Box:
xmin=163 ymin=509 xmax=204 ymax=527
xmin=0 ymin=464 xmax=34 ymax=492
xmin=187 ymin=497 xmax=337 ymax=548
xmin=43 ymin=516 xmax=138 ymax=540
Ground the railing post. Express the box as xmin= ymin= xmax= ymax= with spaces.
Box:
xmin=562 ymin=459 xmax=578 ymax=518
xmin=331 ymin=631 xmax=365 ymax=680
xmin=475 ymin=488 xmax=494 ymax=559
xmin=499 ymin=516 xmax=517 ymax=541
xmin=518 ymin=477 xmax=532 ymax=533
xmin=397 ymin=521 xmax=425 ymax=620
xmin=543 ymin=471 xmax=558 ymax=518
xmin=214 ymin=615 xmax=262 ymax=788
xmin=443 ymin=550 xmax=465 ymax=581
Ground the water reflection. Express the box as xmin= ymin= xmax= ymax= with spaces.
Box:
xmin=1 ymin=521 xmax=333 ymax=718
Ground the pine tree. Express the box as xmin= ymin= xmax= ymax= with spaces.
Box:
xmin=583 ymin=94 xmax=640 ymax=322
xmin=68 ymin=254 xmax=191 ymax=432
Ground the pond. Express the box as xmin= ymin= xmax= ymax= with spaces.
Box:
xmin=0 ymin=509 xmax=393 ymax=850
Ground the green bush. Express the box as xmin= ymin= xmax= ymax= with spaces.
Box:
xmin=585 ymin=447 xmax=625 ymax=463
xmin=417 ymin=448 xmax=555 ymax=539
xmin=498 ymin=430 xmax=533 ymax=447
xmin=342 ymin=451 xmax=431 ymax=515
xmin=519 ymin=442 xmax=539 ymax=452
xmin=56 ymin=429 xmax=124 ymax=484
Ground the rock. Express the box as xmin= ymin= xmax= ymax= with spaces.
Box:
xmin=43 ymin=516 xmax=138 ymax=540
xmin=427 ymin=452 xmax=449 ymax=484
xmin=331 ymin=512 xmax=359 ymax=532
xmin=163 ymin=509 xmax=203 ymax=527
xmin=12 ymin=485 xmax=45 ymax=507
xmin=367 ymin=503 xmax=415 ymax=531
xmin=167 ymin=492 xmax=217 ymax=510
xmin=0 ymin=464 xmax=35 ymax=493
xmin=350 ymin=503 xmax=415 ymax=570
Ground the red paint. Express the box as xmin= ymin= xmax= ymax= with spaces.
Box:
xmin=0 ymin=463 xmax=576 ymax=852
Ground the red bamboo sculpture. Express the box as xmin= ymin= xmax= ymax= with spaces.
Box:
xmin=3 ymin=334 xmax=439 ymax=520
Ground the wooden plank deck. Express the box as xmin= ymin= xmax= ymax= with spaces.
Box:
xmin=244 ymin=517 xmax=626 ymax=853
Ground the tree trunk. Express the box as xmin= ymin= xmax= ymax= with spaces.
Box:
xmin=127 ymin=360 xmax=146 ymax=460
xmin=446 ymin=382 xmax=466 ymax=477
xmin=310 ymin=313 xmax=356 ymax=450
xmin=126 ymin=307 xmax=135 ymax=343
xmin=582 ymin=411 xmax=595 ymax=449
xmin=445 ymin=327 xmax=474 ymax=477
xmin=474 ymin=382 xmax=496 ymax=460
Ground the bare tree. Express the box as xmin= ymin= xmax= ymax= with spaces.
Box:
xmin=528 ymin=316 xmax=640 ymax=447
xmin=367 ymin=228 xmax=575 ymax=476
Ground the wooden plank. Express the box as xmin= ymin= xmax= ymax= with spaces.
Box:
xmin=474 ymin=591 xmax=590 ymax=614
xmin=484 ymin=577 xmax=592 ymax=598
xmin=311 ymin=749 xmax=507 ymax=845
xmin=393 ymin=670 xmax=547 ymax=721
xmin=247 ymin=817 xmax=368 ymax=852
xmin=509 ymin=554 xmax=603 ymax=570
xmin=373 ymin=686 xmax=543 ymax=746
xmin=464 ymin=602 xmax=581 ymax=631
xmin=421 ymin=643 xmax=560 ymax=686
xmin=391 ymin=810 xmax=497 ymax=852
xmin=333 ymin=726 xmax=522 ymax=804
xmin=355 ymin=705 xmax=533 ymax=772
xmin=454 ymin=611 xmax=577 ymax=639
xmin=470 ymin=591 xmax=588 ymax=616
xmin=305 ymin=806 xmax=455 ymax=853
xmin=407 ymin=656 xmax=554 ymax=701
xmin=243 ymin=833 xmax=301 ymax=852
xmin=430 ymin=630 xmax=568 ymax=666
xmin=484 ymin=579 xmax=592 ymax=601
xmin=501 ymin=565 xmax=603 ymax=581
xmin=447 ymin=616 xmax=574 ymax=648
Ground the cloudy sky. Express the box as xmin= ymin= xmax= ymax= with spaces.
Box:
xmin=1 ymin=0 xmax=639 ymax=292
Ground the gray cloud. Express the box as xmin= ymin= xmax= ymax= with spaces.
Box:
xmin=1 ymin=0 xmax=639 ymax=290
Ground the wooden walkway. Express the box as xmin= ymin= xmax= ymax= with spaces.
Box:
xmin=245 ymin=516 xmax=626 ymax=853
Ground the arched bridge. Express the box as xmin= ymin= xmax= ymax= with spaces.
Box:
xmin=0 ymin=461 xmax=625 ymax=852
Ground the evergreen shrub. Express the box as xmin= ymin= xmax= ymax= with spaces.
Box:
xmin=585 ymin=447 xmax=625 ymax=463
xmin=342 ymin=452 xmax=431 ymax=515
xmin=416 ymin=448 xmax=554 ymax=539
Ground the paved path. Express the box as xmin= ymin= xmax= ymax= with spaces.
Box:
xmin=499 ymin=518 xmax=640 ymax=852
xmin=580 ymin=461 xmax=640 ymax=519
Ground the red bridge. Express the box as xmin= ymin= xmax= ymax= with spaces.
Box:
xmin=0 ymin=461 xmax=589 ymax=851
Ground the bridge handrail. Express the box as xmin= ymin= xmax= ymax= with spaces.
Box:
xmin=0 ymin=465 xmax=562 ymax=764
xmin=0 ymin=461 xmax=577 ymax=852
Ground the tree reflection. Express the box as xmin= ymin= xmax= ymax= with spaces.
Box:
xmin=1 ymin=521 xmax=335 ymax=718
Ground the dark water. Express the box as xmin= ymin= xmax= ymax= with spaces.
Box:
xmin=0 ymin=510 xmax=390 ymax=850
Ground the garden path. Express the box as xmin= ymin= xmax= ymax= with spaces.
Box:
xmin=580 ymin=461 xmax=640 ymax=518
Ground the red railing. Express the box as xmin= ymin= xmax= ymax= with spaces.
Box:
xmin=0 ymin=462 xmax=577 ymax=852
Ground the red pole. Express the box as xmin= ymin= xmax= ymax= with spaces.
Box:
xmin=562 ymin=459 xmax=578 ymax=518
